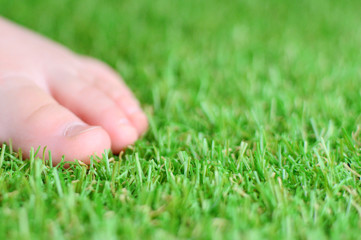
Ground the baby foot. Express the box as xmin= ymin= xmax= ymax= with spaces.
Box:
xmin=0 ymin=18 xmax=148 ymax=164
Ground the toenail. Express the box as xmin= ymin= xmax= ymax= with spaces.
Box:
xmin=118 ymin=98 xmax=141 ymax=115
xmin=119 ymin=118 xmax=130 ymax=125
xmin=125 ymin=106 xmax=142 ymax=115
xmin=117 ymin=124 xmax=139 ymax=142
xmin=64 ymin=123 xmax=101 ymax=137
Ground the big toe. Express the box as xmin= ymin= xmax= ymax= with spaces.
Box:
xmin=0 ymin=77 xmax=111 ymax=164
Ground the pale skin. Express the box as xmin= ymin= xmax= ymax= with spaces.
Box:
xmin=0 ymin=17 xmax=148 ymax=164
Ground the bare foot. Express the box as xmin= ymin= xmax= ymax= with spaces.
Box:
xmin=0 ymin=17 xmax=148 ymax=164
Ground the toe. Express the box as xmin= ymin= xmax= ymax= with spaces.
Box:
xmin=80 ymin=57 xmax=149 ymax=135
xmin=0 ymin=77 xmax=111 ymax=164
xmin=48 ymin=74 xmax=139 ymax=153
xmin=116 ymin=96 xmax=149 ymax=135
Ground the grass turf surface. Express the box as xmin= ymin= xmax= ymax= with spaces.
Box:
xmin=1 ymin=0 xmax=361 ymax=239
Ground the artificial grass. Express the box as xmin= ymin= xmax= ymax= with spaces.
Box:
xmin=1 ymin=0 xmax=361 ymax=239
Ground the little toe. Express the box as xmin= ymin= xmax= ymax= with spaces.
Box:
xmin=48 ymin=75 xmax=139 ymax=153
xmin=0 ymin=77 xmax=111 ymax=164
